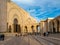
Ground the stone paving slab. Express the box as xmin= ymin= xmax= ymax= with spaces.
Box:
xmin=0 ymin=36 xmax=41 ymax=45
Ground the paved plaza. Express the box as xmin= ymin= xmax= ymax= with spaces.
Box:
xmin=48 ymin=33 xmax=60 ymax=38
xmin=0 ymin=35 xmax=60 ymax=45
xmin=0 ymin=35 xmax=41 ymax=45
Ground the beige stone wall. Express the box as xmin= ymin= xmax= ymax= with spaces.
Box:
xmin=53 ymin=16 xmax=60 ymax=32
xmin=39 ymin=20 xmax=47 ymax=34
xmin=6 ymin=1 xmax=38 ymax=35
xmin=48 ymin=16 xmax=60 ymax=33
xmin=0 ymin=0 xmax=39 ymax=35
xmin=0 ymin=0 xmax=9 ymax=32
xmin=46 ymin=18 xmax=54 ymax=32
xmin=40 ymin=16 xmax=60 ymax=34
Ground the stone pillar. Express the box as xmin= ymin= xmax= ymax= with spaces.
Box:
xmin=52 ymin=21 xmax=54 ymax=33
xmin=0 ymin=0 xmax=10 ymax=33
xmin=51 ymin=23 xmax=53 ymax=33
xmin=11 ymin=24 xmax=14 ymax=33
xmin=40 ymin=23 xmax=43 ymax=36
xmin=7 ymin=23 xmax=8 ymax=32
xmin=57 ymin=20 xmax=59 ymax=32
xmin=59 ymin=20 xmax=60 ymax=32
xmin=51 ymin=21 xmax=54 ymax=33
xmin=55 ymin=20 xmax=57 ymax=33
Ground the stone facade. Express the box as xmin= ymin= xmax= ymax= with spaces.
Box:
xmin=0 ymin=0 xmax=8 ymax=32
xmin=39 ymin=16 xmax=60 ymax=35
xmin=39 ymin=20 xmax=47 ymax=35
xmin=0 ymin=0 xmax=38 ymax=36
xmin=46 ymin=18 xmax=54 ymax=32
xmin=49 ymin=16 xmax=60 ymax=33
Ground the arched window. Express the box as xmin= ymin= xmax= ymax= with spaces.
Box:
xmin=31 ymin=26 xmax=34 ymax=30
xmin=14 ymin=18 xmax=18 ymax=24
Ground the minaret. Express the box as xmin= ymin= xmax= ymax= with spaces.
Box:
xmin=0 ymin=0 xmax=10 ymax=33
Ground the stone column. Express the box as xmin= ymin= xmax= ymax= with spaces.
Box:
xmin=35 ymin=26 xmax=38 ymax=33
xmin=52 ymin=21 xmax=54 ymax=33
xmin=55 ymin=20 xmax=57 ymax=33
xmin=12 ymin=24 xmax=14 ymax=33
xmin=51 ymin=21 xmax=55 ymax=33
xmin=57 ymin=20 xmax=59 ymax=32
xmin=59 ymin=20 xmax=60 ymax=32
xmin=51 ymin=23 xmax=53 ymax=33
xmin=41 ymin=23 xmax=43 ymax=36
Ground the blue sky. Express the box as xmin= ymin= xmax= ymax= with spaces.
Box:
xmin=12 ymin=0 xmax=60 ymax=22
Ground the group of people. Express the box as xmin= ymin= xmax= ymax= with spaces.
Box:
xmin=0 ymin=34 xmax=5 ymax=40
xmin=43 ymin=32 xmax=49 ymax=36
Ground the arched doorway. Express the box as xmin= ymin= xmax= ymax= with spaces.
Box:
xmin=36 ymin=25 xmax=39 ymax=33
xmin=36 ymin=25 xmax=40 ymax=34
xmin=52 ymin=22 xmax=56 ymax=33
xmin=31 ymin=25 xmax=35 ymax=34
xmin=13 ymin=18 xmax=21 ymax=33
xmin=57 ymin=20 xmax=59 ymax=33
xmin=25 ymin=26 xmax=28 ymax=34
xmin=9 ymin=25 xmax=11 ymax=33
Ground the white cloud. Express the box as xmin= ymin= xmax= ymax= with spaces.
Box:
xmin=35 ymin=0 xmax=60 ymax=8
xmin=12 ymin=0 xmax=60 ymax=8
xmin=11 ymin=0 xmax=60 ymax=22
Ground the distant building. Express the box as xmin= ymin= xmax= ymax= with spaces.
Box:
xmin=39 ymin=16 xmax=60 ymax=35
xmin=46 ymin=18 xmax=54 ymax=33
xmin=39 ymin=20 xmax=47 ymax=35
xmin=49 ymin=16 xmax=60 ymax=33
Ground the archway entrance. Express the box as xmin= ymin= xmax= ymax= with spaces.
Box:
xmin=31 ymin=26 xmax=35 ymax=34
xmin=9 ymin=25 xmax=11 ymax=33
xmin=36 ymin=25 xmax=39 ymax=33
xmin=36 ymin=25 xmax=40 ymax=34
xmin=53 ymin=22 xmax=56 ymax=33
xmin=13 ymin=18 xmax=21 ymax=33
xmin=57 ymin=20 xmax=59 ymax=33
xmin=25 ymin=26 xmax=28 ymax=34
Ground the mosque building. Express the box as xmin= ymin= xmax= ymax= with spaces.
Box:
xmin=0 ymin=0 xmax=39 ymax=36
